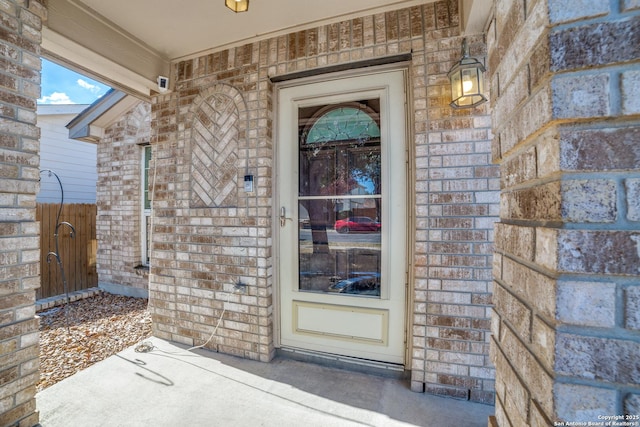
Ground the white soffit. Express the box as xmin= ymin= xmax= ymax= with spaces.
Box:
xmin=44 ymin=0 xmax=458 ymax=65
xmin=76 ymin=0 xmax=438 ymax=60
xmin=43 ymin=0 xmax=492 ymax=97
xmin=461 ymin=0 xmax=494 ymax=34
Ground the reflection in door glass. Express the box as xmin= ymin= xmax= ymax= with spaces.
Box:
xmin=297 ymin=100 xmax=382 ymax=297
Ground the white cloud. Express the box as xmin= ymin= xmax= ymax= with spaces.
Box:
xmin=77 ymin=79 xmax=100 ymax=93
xmin=38 ymin=92 xmax=74 ymax=104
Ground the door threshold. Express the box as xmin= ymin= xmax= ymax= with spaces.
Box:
xmin=276 ymin=347 xmax=408 ymax=380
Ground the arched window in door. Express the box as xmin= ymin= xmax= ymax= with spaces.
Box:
xmin=297 ymin=100 xmax=382 ymax=296
xmin=299 ymin=102 xmax=381 ymax=199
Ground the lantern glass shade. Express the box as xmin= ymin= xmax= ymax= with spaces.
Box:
xmin=448 ymin=41 xmax=487 ymax=109
xmin=225 ymin=0 xmax=249 ymax=13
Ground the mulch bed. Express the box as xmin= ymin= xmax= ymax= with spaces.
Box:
xmin=37 ymin=292 xmax=152 ymax=392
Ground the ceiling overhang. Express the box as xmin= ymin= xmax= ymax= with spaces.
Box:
xmin=43 ymin=0 xmax=170 ymax=99
xmin=42 ymin=0 xmax=493 ymax=99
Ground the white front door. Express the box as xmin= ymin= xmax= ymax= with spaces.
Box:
xmin=277 ymin=69 xmax=407 ymax=364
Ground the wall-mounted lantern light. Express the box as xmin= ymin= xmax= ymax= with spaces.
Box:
xmin=447 ymin=38 xmax=487 ymax=109
xmin=225 ymin=0 xmax=249 ymax=13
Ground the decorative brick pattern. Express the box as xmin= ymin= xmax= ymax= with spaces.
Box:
xmin=190 ymin=85 xmax=246 ymax=208
xmin=147 ymin=0 xmax=498 ymax=403
xmin=489 ymin=0 xmax=640 ymax=425
xmin=0 ymin=1 xmax=45 ymax=425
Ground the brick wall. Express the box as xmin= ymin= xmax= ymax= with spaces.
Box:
xmin=0 ymin=1 xmax=46 ymax=425
xmin=97 ymin=102 xmax=151 ymax=293
xmin=489 ymin=0 xmax=640 ymax=424
xmin=149 ymin=0 xmax=498 ymax=402
xmin=414 ymin=26 xmax=497 ymax=403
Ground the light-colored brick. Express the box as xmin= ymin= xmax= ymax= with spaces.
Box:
xmin=494 ymin=284 xmax=531 ymax=342
xmin=561 ymin=179 xmax=617 ymax=222
xmin=557 ymin=280 xmax=616 ymax=328
xmin=0 ymin=1 xmax=44 ymax=425
xmin=558 ymin=230 xmax=640 ymax=275
xmin=501 ymin=146 xmax=536 ymax=188
xmin=624 ymin=0 xmax=640 ymax=10
xmin=625 ymin=286 xmax=640 ymax=331
xmin=495 ymin=223 xmax=535 ymax=261
xmin=536 ymin=127 xmax=560 ymax=178
xmin=499 ymin=86 xmax=553 ymax=156
xmin=491 ymin=0 xmax=640 ymax=424
xmin=500 ymin=326 xmax=553 ymax=415
xmin=627 ymin=179 xmax=640 ymax=222
xmin=554 ymin=383 xmax=617 ymax=423
xmin=547 ymin=0 xmax=609 ymax=24
xmin=626 ymin=393 xmax=640 ymax=415
xmin=560 ymin=126 xmax=640 ymax=172
xmin=531 ymin=316 xmax=555 ymax=371
xmin=622 ymin=70 xmax=640 ymax=115
xmin=535 ymin=227 xmax=558 ymax=272
xmin=556 ymin=333 xmax=640 ymax=384
xmin=551 ymin=73 xmax=611 ymax=119
xmin=493 ymin=66 xmax=530 ymax=136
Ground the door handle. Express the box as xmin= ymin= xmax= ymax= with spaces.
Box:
xmin=280 ymin=206 xmax=293 ymax=227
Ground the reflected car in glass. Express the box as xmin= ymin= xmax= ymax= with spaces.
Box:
xmin=334 ymin=216 xmax=381 ymax=234
xmin=327 ymin=273 xmax=380 ymax=296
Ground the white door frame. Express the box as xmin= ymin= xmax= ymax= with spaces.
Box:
xmin=273 ymin=66 xmax=410 ymax=365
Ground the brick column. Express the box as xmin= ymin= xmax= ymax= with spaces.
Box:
xmin=489 ymin=0 xmax=640 ymax=425
xmin=0 ymin=1 xmax=46 ymax=426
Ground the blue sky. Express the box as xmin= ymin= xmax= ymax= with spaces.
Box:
xmin=38 ymin=59 xmax=111 ymax=105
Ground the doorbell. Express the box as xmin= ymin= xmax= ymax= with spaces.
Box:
xmin=244 ymin=174 xmax=254 ymax=193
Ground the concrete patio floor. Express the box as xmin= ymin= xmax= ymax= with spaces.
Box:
xmin=36 ymin=337 xmax=494 ymax=426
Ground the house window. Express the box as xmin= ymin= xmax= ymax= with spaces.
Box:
xmin=142 ymin=144 xmax=152 ymax=266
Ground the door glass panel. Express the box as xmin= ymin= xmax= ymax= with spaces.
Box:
xmin=297 ymin=100 xmax=381 ymax=297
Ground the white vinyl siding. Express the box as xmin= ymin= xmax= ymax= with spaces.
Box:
xmin=37 ymin=105 xmax=97 ymax=204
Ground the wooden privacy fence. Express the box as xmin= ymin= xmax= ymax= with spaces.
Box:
xmin=37 ymin=203 xmax=98 ymax=300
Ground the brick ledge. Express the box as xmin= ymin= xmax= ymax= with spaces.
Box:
xmin=36 ymin=288 xmax=102 ymax=312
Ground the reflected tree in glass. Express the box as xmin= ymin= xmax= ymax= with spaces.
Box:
xmin=297 ymin=101 xmax=383 ymax=295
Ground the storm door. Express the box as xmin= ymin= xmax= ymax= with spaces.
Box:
xmin=278 ymin=70 xmax=407 ymax=364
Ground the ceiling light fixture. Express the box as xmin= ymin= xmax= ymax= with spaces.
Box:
xmin=225 ymin=0 xmax=249 ymax=13
xmin=447 ymin=38 xmax=487 ymax=109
